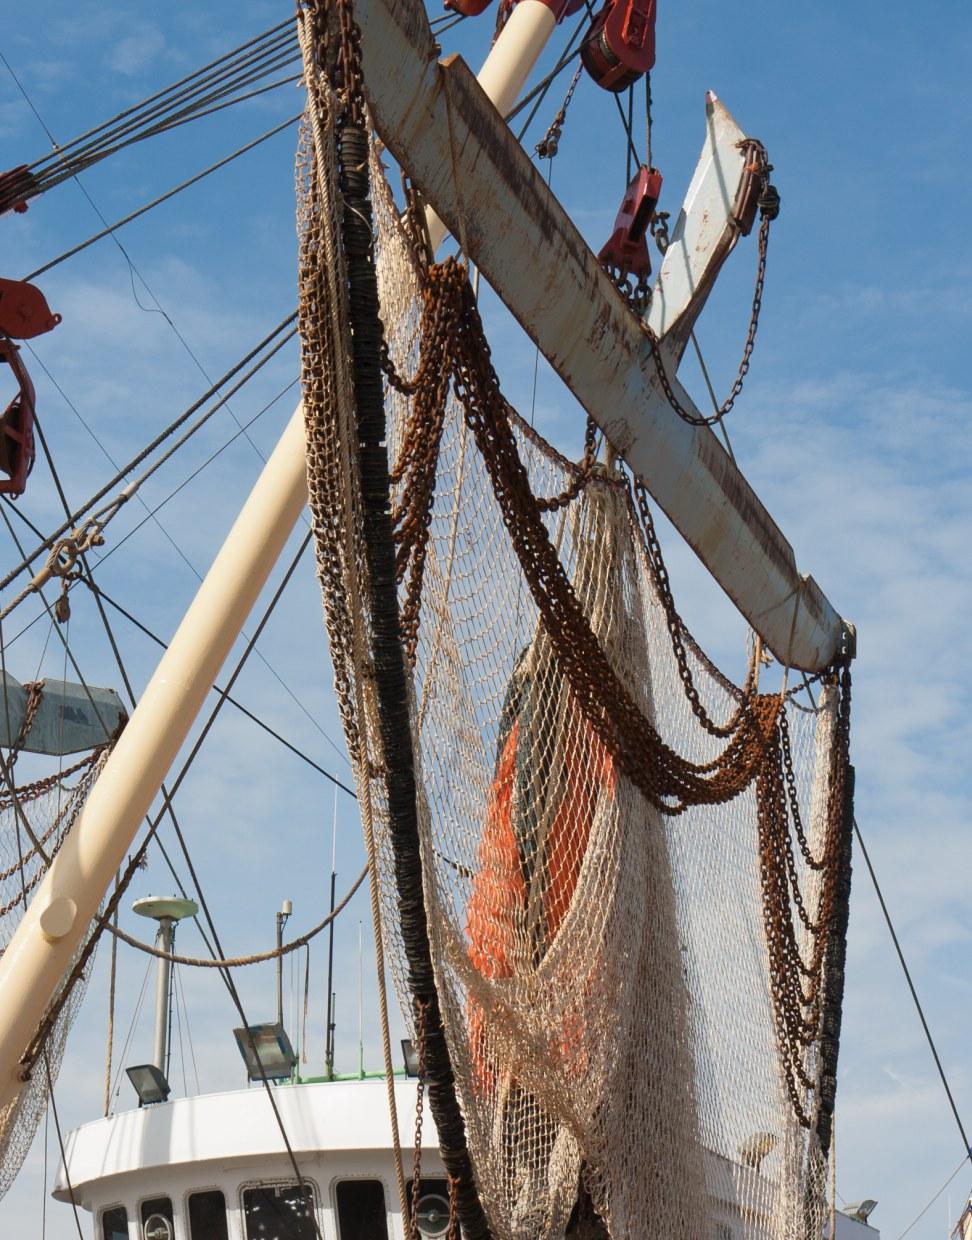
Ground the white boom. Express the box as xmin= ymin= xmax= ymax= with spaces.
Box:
xmin=356 ymin=0 xmax=846 ymax=671
xmin=0 ymin=407 xmax=309 ymax=1115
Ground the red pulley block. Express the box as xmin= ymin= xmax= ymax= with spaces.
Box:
xmin=0 ymin=277 xmax=61 ymax=497
xmin=0 ymin=278 xmax=62 ymax=341
xmin=581 ymin=0 xmax=656 ymax=93
xmin=0 ymin=339 xmax=36 ymax=498
xmin=598 ymin=164 xmax=663 ymax=284
xmin=444 ymin=0 xmax=493 ymax=16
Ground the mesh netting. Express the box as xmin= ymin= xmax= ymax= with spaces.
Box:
xmin=297 ymin=26 xmax=851 ymax=1234
xmin=0 ymin=750 xmax=107 ymax=1199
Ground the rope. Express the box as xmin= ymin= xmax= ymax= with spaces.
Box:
xmin=103 ymin=865 xmax=369 ymax=967
xmin=102 ymin=883 xmax=119 ymax=1118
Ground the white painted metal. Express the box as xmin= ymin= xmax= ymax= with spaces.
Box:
xmin=426 ymin=0 xmax=559 ymax=253
xmin=52 ymin=1079 xmax=874 ymax=1238
xmin=645 ymin=91 xmax=749 ymax=364
xmin=0 ymin=405 xmax=310 ymax=1114
xmin=133 ymin=897 xmax=198 ymax=1074
xmin=356 ymin=0 xmax=845 ymax=670
xmin=56 ymin=1081 xmax=437 ymax=1198
xmin=0 ymin=671 xmax=126 ymax=754
xmin=56 ymin=1081 xmax=445 ymax=1240
xmin=151 ymin=918 xmax=175 ymax=1075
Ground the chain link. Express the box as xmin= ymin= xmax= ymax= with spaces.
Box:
xmin=409 ymin=998 xmax=429 ymax=1240
xmin=637 ymin=139 xmax=778 ymax=428
xmin=378 ymin=254 xmax=854 ymax=1131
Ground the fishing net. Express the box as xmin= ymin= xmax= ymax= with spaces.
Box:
xmin=297 ymin=12 xmax=853 ymax=1239
xmin=0 ymin=744 xmax=109 ymax=1200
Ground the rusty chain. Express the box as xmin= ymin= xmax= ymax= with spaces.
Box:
xmin=535 ymin=63 xmax=584 ymax=160
xmin=409 ymin=998 xmax=429 ymax=1240
xmin=379 ymin=253 xmax=854 ymax=1130
xmin=637 ymin=139 xmax=779 ymax=428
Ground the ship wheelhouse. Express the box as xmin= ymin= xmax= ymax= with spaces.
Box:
xmin=55 ymin=1079 xmax=448 ymax=1240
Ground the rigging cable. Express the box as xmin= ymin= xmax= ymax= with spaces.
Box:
xmin=42 ymin=1053 xmax=84 ymax=1240
xmin=854 ymin=813 xmax=972 ymax=1162
xmin=19 ymin=352 xmax=343 ymax=766
xmin=896 ymin=1153 xmax=970 ymax=1239
xmin=25 ymin=415 xmax=244 ymax=1007
xmin=506 ymin=16 xmax=587 ymax=134
xmin=24 ymin=114 xmax=300 ymax=281
xmin=796 ymin=680 xmax=972 ymax=1211
xmin=0 ymin=314 xmax=297 ymax=599
xmin=0 ymin=498 xmax=354 ymax=795
xmin=0 ymin=21 xmax=301 ymax=207
xmin=4 ymin=39 xmax=294 ymax=485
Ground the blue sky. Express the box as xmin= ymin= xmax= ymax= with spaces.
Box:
xmin=1 ymin=1 xmax=972 ymax=1237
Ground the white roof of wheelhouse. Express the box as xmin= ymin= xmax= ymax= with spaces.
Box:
xmin=53 ymin=1078 xmax=437 ymax=1202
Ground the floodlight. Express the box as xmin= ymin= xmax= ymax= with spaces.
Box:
xmin=233 ymin=1021 xmax=298 ymax=1081
xmin=402 ymin=1038 xmax=420 ymax=1077
xmin=125 ymin=1063 xmax=170 ymax=1106
xmin=845 ymin=1200 xmax=878 ymax=1223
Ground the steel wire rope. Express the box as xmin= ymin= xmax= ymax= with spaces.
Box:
xmin=26 ymin=413 xmax=246 ymax=1009
xmin=25 ymin=45 xmax=301 ymax=195
xmin=83 ymin=378 xmax=299 ymax=574
xmin=0 ymin=498 xmax=354 ymax=796
xmin=25 ymin=114 xmax=301 ymax=281
xmin=505 ymin=17 xmax=587 ymax=131
xmin=854 ymin=812 xmax=972 ymax=1161
xmin=0 ymin=655 xmax=86 ymax=1237
xmin=4 ymin=24 xmax=300 ymax=194
xmin=5 ymin=49 xmax=294 ymax=500
xmin=6 ymin=531 xmax=328 ymax=1238
xmin=575 ymin=0 xmax=640 ymax=169
xmin=17 ymin=347 xmax=344 ymax=767
xmin=106 ymin=953 xmax=154 ymax=1109
xmin=104 ymin=530 xmax=326 ymax=1238
xmin=16 ymin=19 xmax=295 ymax=171
xmin=17 ymin=349 xmax=349 ymax=771
xmin=82 ymin=585 xmax=355 ymax=796
xmin=42 ymin=1052 xmax=84 ymax=1239
xmin=896 ymin=1154 xmax=970 ymax=1239
xmin=0 ymin=314 xmax=297 ymax=597
xmin=7 ymin=40 xmax=338 ymax=771
xmin=0 ymin=501 xmax=240 ymax=1030
xmin=796 ymin=677 xmax=972 ymax=1194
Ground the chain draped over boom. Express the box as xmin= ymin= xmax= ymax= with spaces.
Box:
xmin=296 ymin=6 xmax=854 ymax=1240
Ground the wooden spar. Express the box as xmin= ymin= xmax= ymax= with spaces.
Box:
xmin=356 ymin=0 xmax=848 ymax=672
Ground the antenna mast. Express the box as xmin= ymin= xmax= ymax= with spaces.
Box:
xmin=324 ymin=790 xmax=338 ymax=1079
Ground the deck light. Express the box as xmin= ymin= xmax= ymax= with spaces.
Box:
xmin=125 ymin=1063 xmax=171 ymax=1106
xmin=402 ymin=1038 xmax=420 ymax=1077
xmin=233 ymin=1021 xmax=298 ymax=1082
xmin=845 ymin=1200 xmax=878 ymax=1223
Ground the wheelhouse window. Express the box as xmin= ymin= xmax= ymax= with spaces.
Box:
xmin=189 ymin=1189 xmax=229 ymax=1240
xmin=243 ymin=1182 xmax=318 ymax=1240
xmin=140 ymin=1197 xmax=174 ymax=1240
xmin=101 ymin=1205 xmax=128 ymax=1240
xmin=334 ymin=1179 xmax=389 ymax=1240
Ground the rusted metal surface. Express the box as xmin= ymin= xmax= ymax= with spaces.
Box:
xmin=356 ymin=0 xmax=847 ymax=672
